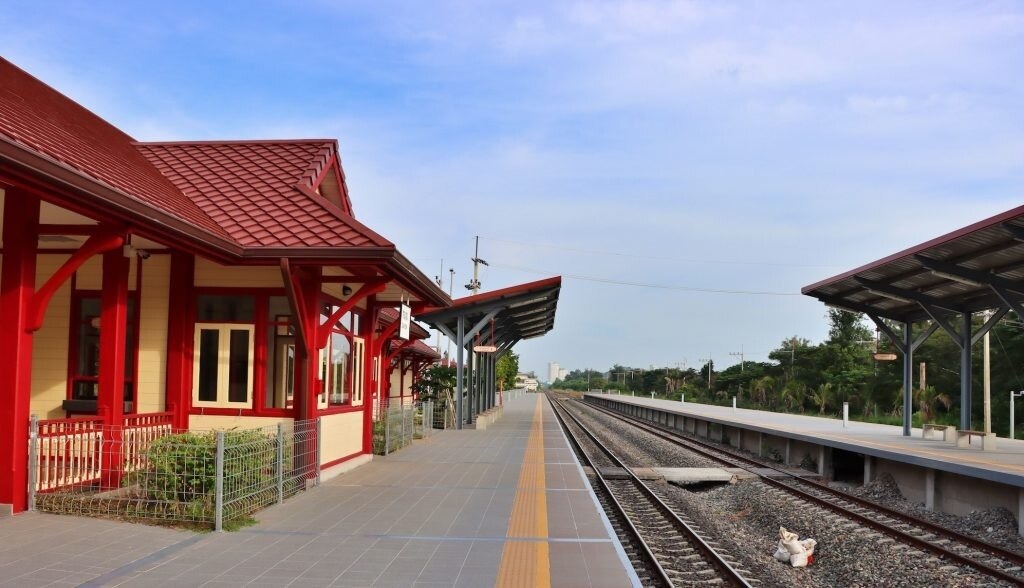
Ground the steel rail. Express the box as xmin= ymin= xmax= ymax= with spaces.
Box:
xmin=549 ymin=395 xmax=752 ymax=588
xmin=581 ymin=397 xmax=1024 ymax=586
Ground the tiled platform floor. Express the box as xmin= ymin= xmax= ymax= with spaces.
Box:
xmin=0 ymin=393 xmax=635 ymax=587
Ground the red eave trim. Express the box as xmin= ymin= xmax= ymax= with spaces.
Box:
xmin=801 ymin=203 xmax=1024 ymax=294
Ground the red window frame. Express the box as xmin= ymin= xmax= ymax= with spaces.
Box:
xmin=317 ymin=295 xmax=364 ymax=416
xmin=66 ymin=271 xmax=142 ymax=414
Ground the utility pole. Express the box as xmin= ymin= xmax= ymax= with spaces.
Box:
xmin=700 ymin=356 xmax=712 ymax=392
xmin=783 ymin=339 xmax=797 ymax=380
xmin=465 ymin=236 xmax=487 ymax=294
xmin=729 ymin=345 xmax=745 ymax=372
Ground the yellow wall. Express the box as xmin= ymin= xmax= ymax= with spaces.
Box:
xmin=31 ymin=255 xmax=72 ymax=420
xmin=389 ymin=369 xmax=402 ymax=398
xmin=189 ymin=414 xmax=293 ymax=431
xmin=320 ymin=411 xmax=363 ymax=464
xmin=195 ymin=258 xmax=280 ymax=288
xmin=136 ymin=255 xmax=170 ymax=413
xmin=74 ymin=255 xmax=139 ymax=291
xmin=389 ymin=365 xmax=415 ymax=397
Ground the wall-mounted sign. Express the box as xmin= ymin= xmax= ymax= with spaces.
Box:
xmin=398 ymin=303 xmax=411 ymax=340
xmin=873 ymin=353 xmax=898 ymax=361
xmin=473 ymin=345 xmax=497 ymax=353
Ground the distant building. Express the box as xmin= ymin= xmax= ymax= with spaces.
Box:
xmin=548 ymin=362 xmax=561 ymax=383
xmin=515 ymin=373 xmax=539 ymax=391
xmin=558 ymin=368 xmax=568 ymax=381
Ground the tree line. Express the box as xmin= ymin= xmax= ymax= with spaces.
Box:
xmin=554 ymin=310 xmax=1024 ymax=438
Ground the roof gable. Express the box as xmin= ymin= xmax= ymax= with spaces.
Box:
xmin=135 ymin=140 xmax=391 ymax=248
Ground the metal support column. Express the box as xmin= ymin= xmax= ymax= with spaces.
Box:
xmin=466 ymin=347 xmax=475 ymax=424
xmin=455 ymin=315 xmax=465 ymax=430
xmin=902 ymin=322 xmax=913 ymax=437
xmin=961 ymin=311 xmax=973 ymax=431
xmin=484 ymin=355 xmax=491 ymax=410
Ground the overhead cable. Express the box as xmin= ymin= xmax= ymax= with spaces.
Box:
xmin=480 ymin=236 xmax=846 ymax=269
xmin=489 ymin=261 xmax=800 ymax=296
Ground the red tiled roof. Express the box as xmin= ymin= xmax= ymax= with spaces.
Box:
xmin=0 ymin=59 xmax=230 ymax=239
xmin=0 ymin=58 xmax=449 ymax=306
xmin=135 ymin=141 xmax=391 ymax=248
xmin=408 ymin=340 xmax=441 ymax=359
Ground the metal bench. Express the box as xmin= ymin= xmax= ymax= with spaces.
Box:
xmin=956 ymin=429 xmax=997 ymax=451
xmin=922 ymin=423 xmax=956 ymax=442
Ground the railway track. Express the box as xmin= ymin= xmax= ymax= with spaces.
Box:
xmin=576 ymin=395 xmax=1024 ymax=586
xmin=548 ymin=394 xmax=754 ymax=588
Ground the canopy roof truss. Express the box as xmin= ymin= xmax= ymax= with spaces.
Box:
xmin=416 ymin=276 xmax=561 ymax=429
xmin=803 ymin=205 xmax=1024 ymax=435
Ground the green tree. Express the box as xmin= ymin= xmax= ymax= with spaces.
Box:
xmin=496 ymin=352 xmax=519 ymax=390
xmin=413 ymin=365 xmax=456 ymax=402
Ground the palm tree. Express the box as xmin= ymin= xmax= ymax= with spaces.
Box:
xmin=780 ymin=380 xmax=806 ymax=412
xmin=750 ymin=375 xmax=775 ymax=407
xmin=915 ymin=385 xmax=953 ymax=423
xmin=809 ymin=383 xmax=833 ymax=414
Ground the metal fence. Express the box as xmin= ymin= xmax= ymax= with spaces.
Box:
xmin=372 ymin=401 xmax=436 ymax=455
xmin=29 ymin=416 xmax=319 ymax=530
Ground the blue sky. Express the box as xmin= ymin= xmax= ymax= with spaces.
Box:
xmin=3 ymin=1 xmax=1023 ymax=378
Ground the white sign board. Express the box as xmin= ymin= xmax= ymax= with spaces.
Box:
xmin=473 ymin=345 xmax=498 ymax=353
xmin=398 ymin=303 xmax=411 ymax=340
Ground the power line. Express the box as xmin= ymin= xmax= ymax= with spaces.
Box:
xmin=489 ymin=261 xmax=801 ymax=296
xmin=481 ymin=235 xmax=846 ymax=269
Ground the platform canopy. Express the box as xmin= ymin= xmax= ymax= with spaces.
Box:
xmin=417 ymin=276 xmax=561 ymax=428
xmin=803 ymin=204 xmax=1024 ymax=435
xmin=802 ymin=204 xmax=1024 ymax=322
xmin=418 ymin=276 xmax=561 ymax=348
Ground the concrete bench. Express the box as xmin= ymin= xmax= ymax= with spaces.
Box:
xmin=956 ymin=429 xmax=997 ymax=451
xmin=922 ymin=423 xmax=956 ymax=442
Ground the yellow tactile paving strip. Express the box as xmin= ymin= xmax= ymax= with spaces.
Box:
xmin=495 ymin=395 xmax=551 ymax=588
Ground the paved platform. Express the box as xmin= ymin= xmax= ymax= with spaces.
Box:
xmin=0 ymin=393 xmax=635 ymax=587
xmin=589 ymin=393 xmax=1024 ymax=487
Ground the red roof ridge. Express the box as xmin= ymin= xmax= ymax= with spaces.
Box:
xmin=133 ymin=138 xmax=336 ymax=146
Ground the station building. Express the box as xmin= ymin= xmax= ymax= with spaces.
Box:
xmin=0 ymin=58 xmax=451 ymax=515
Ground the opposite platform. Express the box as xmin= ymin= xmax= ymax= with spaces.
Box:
xmin=0 ymin=393 xmax=636 ymax=587
xmin=588 ymin=392 xmax=1024 ymax=486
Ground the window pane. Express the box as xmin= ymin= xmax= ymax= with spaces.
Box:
xmin=228 ymin=329 xmax=250 ymax=403
xmin=197 ymin=329 xmax=219 ymax=402
xmin=268 ymin=336 xmax=294 ymax=409
xmin=196 ymin=295 xmax=254 ymax=322
xmin=330 ymin=332 xmax=350 ymax=405
xmin=266 ymin=296 xmax=294 ymax=409
xmin=77 ymin=298 xmax=101 ymax=377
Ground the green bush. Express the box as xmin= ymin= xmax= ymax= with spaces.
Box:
xmin=129 ymin=428 xmax=284 ymax=522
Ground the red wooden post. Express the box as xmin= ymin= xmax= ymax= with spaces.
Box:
xmin=98 ymin=248 xmax=129 ymax=488
xmin=293 ymin=266 xmax=321 ymax=423
xmin=0 ymin=190 xmax=39 ymax=514
xmin=165 ymin=252 xmax=194 ymax=431
xmin=362 ymin=300 xmax=378 ymax=454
